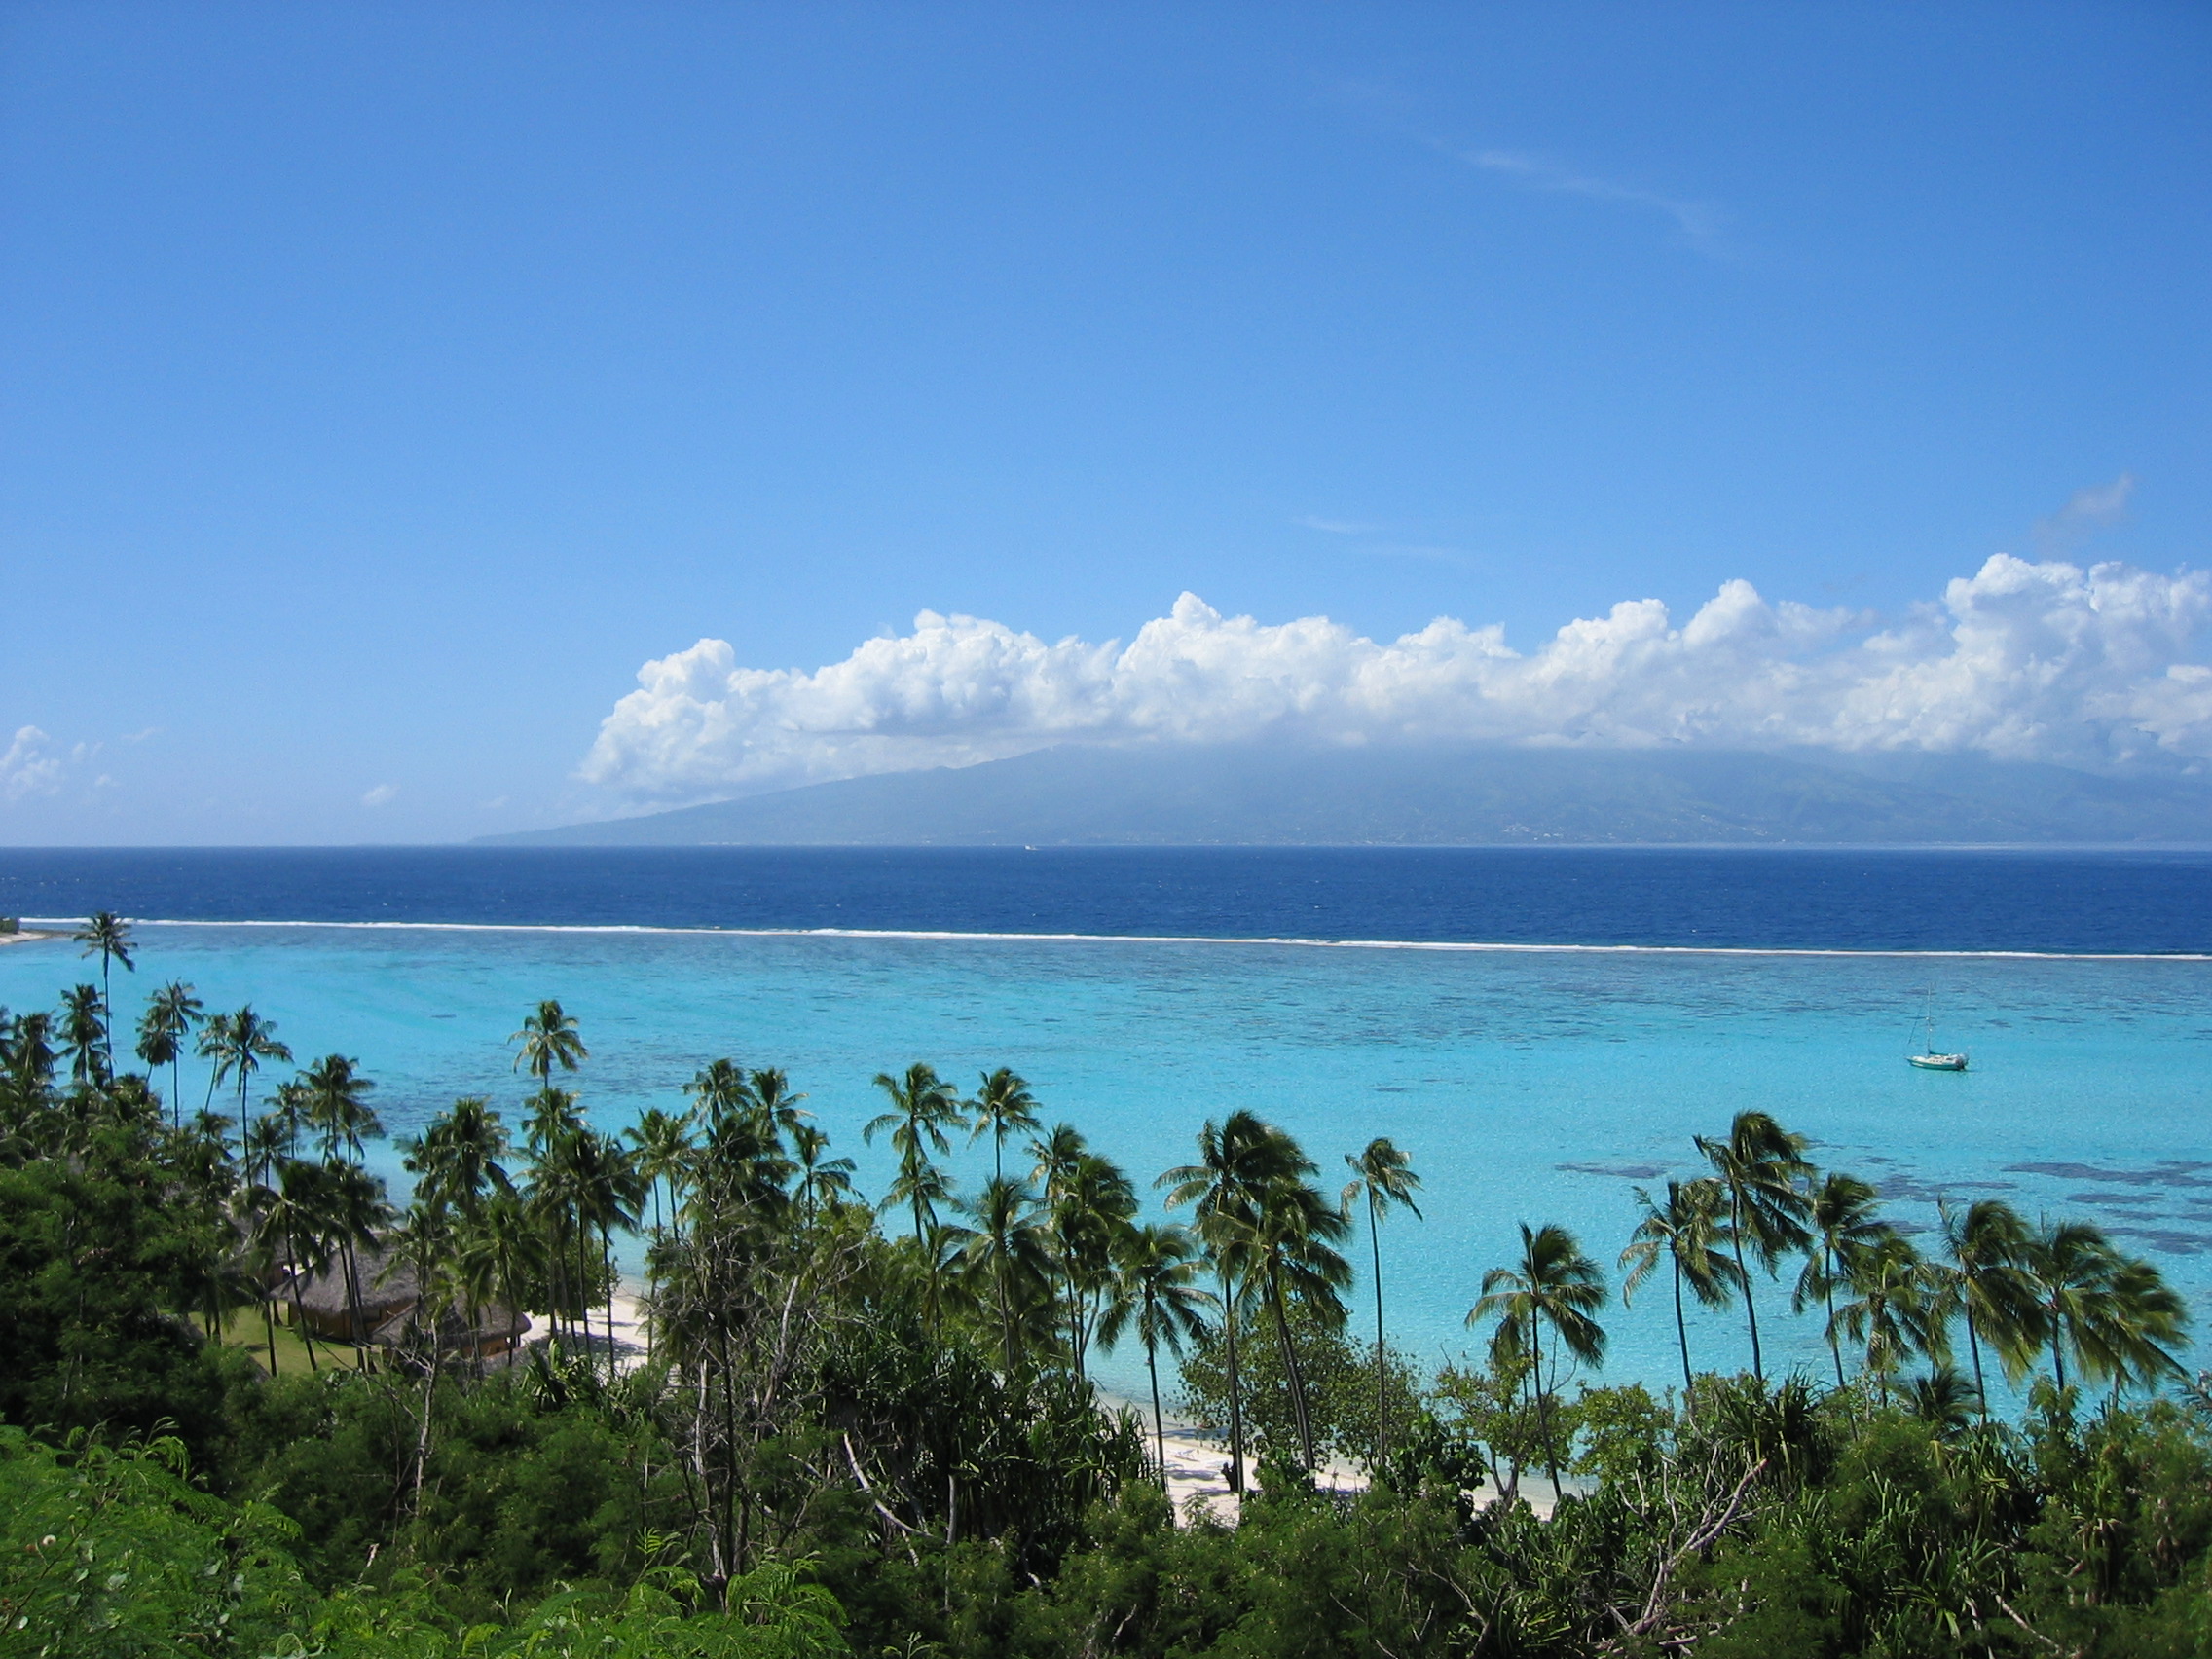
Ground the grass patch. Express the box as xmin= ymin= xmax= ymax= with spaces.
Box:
xmin=219 ymin=1306 xmax=372 ymax=1377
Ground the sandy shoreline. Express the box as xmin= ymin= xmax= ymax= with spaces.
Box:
xmin=0 ymin=930 xmax=62 ymax=946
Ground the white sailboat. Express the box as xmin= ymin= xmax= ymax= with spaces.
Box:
xmin=1907 ymin=993 xmax=1968 ymax=1071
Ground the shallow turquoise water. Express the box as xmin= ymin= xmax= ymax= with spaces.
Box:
xmin=6 ymin=921 xmax=2207 ymax=1402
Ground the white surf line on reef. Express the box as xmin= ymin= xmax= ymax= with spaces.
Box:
xmin=18 ymin=917 xmax=2211 ymax=963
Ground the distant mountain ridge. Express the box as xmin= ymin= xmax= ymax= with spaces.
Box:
xmin=478 ymin=745 xmax=2212 ymax=846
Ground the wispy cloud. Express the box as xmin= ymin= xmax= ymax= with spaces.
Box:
xmin=2036 ymin=473 xmax=2135 ymax=554
xmin=1457 ymin=147 xmax=1726 ymax=252
xmin=1294 ymin=515 xmax=1382 ymax=536
xmin=361 ymin=784 xmax=398 ymax=808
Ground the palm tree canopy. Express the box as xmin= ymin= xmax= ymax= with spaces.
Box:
xmin=73 ymin=912 xmax=134 ymax=974
xmin=1098 ymin=1220 xmax=1213 ymax=1357
xmin=1694 ymin=1110 xmax=1814 ymax=1267
xmin=865 ymin=1062 xmax=966 ymax=1158
xmin=510 ymin=1000 xmax=586 ymax=1082
xmin=1472 ymin=1221 xmax=1608 ymax=1372
xmin=1794 ymin=1171 xmax=1887 ymax=1312
xmin=1621 ymin=1178 xmax=1744 ymax=1309
xmin=1342 ymin=1136 xmax=1422 ymax=1221
xmin=969 ymin=1068 xmax=1040 ymax=1151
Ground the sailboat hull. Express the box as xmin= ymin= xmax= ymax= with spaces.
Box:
xmin=1908 ymin=1053 xmax=1969 ymax=1071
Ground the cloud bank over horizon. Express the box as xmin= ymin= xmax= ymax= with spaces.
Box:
xmin=582 ymin=556 xmax=2212 ymax=806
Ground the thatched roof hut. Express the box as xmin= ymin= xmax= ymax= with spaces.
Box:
xmin=289 ymin=1241 xmax=530 ymax=1357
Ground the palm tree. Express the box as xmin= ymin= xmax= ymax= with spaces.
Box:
xmin=257 ymin=1158 xmax=338 ymax=1373
xmin=1159 ymin=1109 xmax=1297 ymax=1495
xmin=1247 ymin=1149 xmax=1352 ymax=1472
xmin=58 ymin=984 xmax=108 ymax=1090
xmin=969 ymin=1068 xmax=1040 ymax=1184
xmin=510 ymin=999 xmax=586 ymax=1085
xmin=1828 ymin=1230 xmax=1947 ymax=1404
xmin=2078 ymin=1254 xmax=2190 ymax=1401
xmin=522 ymin=1087 xmax=587 ymax=1346
xmin=1471 ymin=1222 xmax=1606 ymax=1503
xmin=866 ymin=1062 xmax=967 ymax=1250
xmin=1099 ymin=1221 xmax=1212 ymax=1480
xmin=1054 ymin=1152 xmax=1141 ymax=1380
xmin=1936 ymin=1198 xmax=2043 ymax=1413
xmin=1620 ymin=1178 xmax=1744 ymax=1398
xmin=201 ymin=1007 xmax=292 ymax=1153
xmin=624 ymin=1106 xmax=698 ymax=1240
xmin=571 ymin=1128 xmax=644 ymax=1373
xmin=72 ymin=913 xmax=133 ymax=1074
xmin=135 ymin=981 xmax=203 ymax=1131
xmin=301 ymin=1054 xmax=382 ymax=1164
xmin=790 ymin=1122 xmax=855 ymax=1219
xmin=2020 ymin=1217 xmax=2120 ymax=1393
xmin=1693 ymin=1111 xmax=1812 ymax=1381
xmin=1794 ymin=1173 xmax=1889 ymax=1387
xmin=1343 ymin=1137 xmax=1422 ymax=1469
xmin=956 ymin=1174 xmax=1054 ymax=1376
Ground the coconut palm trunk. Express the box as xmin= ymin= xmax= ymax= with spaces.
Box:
xmin=1222 ymin=1264 xmax=1244 ymax=1493
xmin=1731 ymin=1190 xmax=1763 ymax=1381
xmin=1264 ymin=1262 xmax=1317 ymax=1471
xmin=1671 ymin=1253 xmax=1692 ymax=1396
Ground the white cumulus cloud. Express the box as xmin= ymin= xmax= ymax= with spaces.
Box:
xmin=1 ymin=726 xmax=64 ymax=803
xmin=580 ymin=556 xmax=2212 ymax=805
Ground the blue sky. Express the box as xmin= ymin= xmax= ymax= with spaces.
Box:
xmin=2 ymin=3 xmax=2208 ymax=841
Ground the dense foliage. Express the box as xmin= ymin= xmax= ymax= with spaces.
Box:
xmin=0 ymin=913 xmax=2205 ymax=1656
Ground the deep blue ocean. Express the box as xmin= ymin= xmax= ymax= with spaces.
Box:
xmin=3 ymin=844 xmax=2212 ymax=952
xmin=2 ymin=845 xmax=2207 ymax=1405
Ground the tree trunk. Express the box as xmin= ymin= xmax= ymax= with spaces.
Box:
xmin=1965 ymin=1303 xmax=1988 ymax=1416
xmin=1148 ymin=1337 xmax=1167 ymax=1489
xmin=1673 ymin=1256 xmax=1692 ymax=1398
xmin=1369 ymin=1191 xmax=1388 ymax=1471
xmin=1825 ymin=1250 xmax=1844 ymax=1388
xmin=1732 ymin=1188 xmax=1764 ymax=1381
xmin=1222 ymin=1267 xmax=1244 ymax=1494
xmin=1266 ymin=1264 xmax=1316 ymax=1472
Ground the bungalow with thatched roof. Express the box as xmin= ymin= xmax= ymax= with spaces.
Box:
xmin=288 ymin=1240 xmax=531 ymax=1359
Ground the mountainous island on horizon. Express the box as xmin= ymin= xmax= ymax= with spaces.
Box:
xmin=478 ymin=744 xmax=2212 ymax=848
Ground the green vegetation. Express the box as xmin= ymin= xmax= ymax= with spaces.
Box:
xmin=0 ymin=913 xmax=2206 ymax=1656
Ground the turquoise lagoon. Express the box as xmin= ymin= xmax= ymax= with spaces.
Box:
xmin=5 ymin=919 xmax=2207 ymax=1402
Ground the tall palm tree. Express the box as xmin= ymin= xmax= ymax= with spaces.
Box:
xmin=510 ymin=999 xmax=586 ymax=1085
xmin=790 ymin=1122 xmax=855 ymax=1219
xmin=969 ymin=1068 xmax=1040 ymax=1184
xmin=2078 ymin=1254 xmax=2191 ymax=1401
xmin=1471 ymin=1222 xmax=1606 ymax=1503
xmin=1936 ymin=1198 xmax=2043 ymax=1413
xmin=1099 ymin=1221 xmax=1213 ymax=1480
xmin=301 ymin=1054 xmax=382 ymax=1164
xmin=522 ymin=1087 xmax=588 ymax=1346
xmin=1159 ymin=1109 xmax=1297 ymax=1495
xmin=58 ymin=984 xmax=108 ymax=1090
xmin=404 ymin=1096 xmax=514 ymax=1221
xmin=571 ymin=1128 xmax=644 ymax=1373
xmin=1794 ymin=1173 xmax=1889 ymax=1387
xmin=2020 ymin=1217 xmax=2120 ymax=1393
xmin=257 ymin=1158 xmax=336 ymax=1373
xmin=624 ymin=1106 xmax=698 ymax=1240
xmin=1620 ymin=1177 xmax=1744 ymax=1398
xmin=201 ymin=1006 xmax=292 ymax=1154
xmin=1693 ymin=1111 xmax=1812 ymax=1381
xmin=866 ymin=1062 xmax=967 ymax=1251
xmin=321 ymin=1158 xmax=394 ymax=1362
xmin=1246 ymin=1149 xmax=1352 ymax=1472
xmin=135 ymin=981 xmax=203 ymax=1131
xmin=956 ymin=1174 xmax=1055 ymax=1376
xmin=1343 ymin=1137 xmax=1423 ymax=1469
xmin=72 ymin=913 xmax=133 ymax=1074
xmin=1828 ymin=1230 xmax=1946 ymax=1404
xmin=1051 ymin=1151 xmax=1140 ymax=1381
